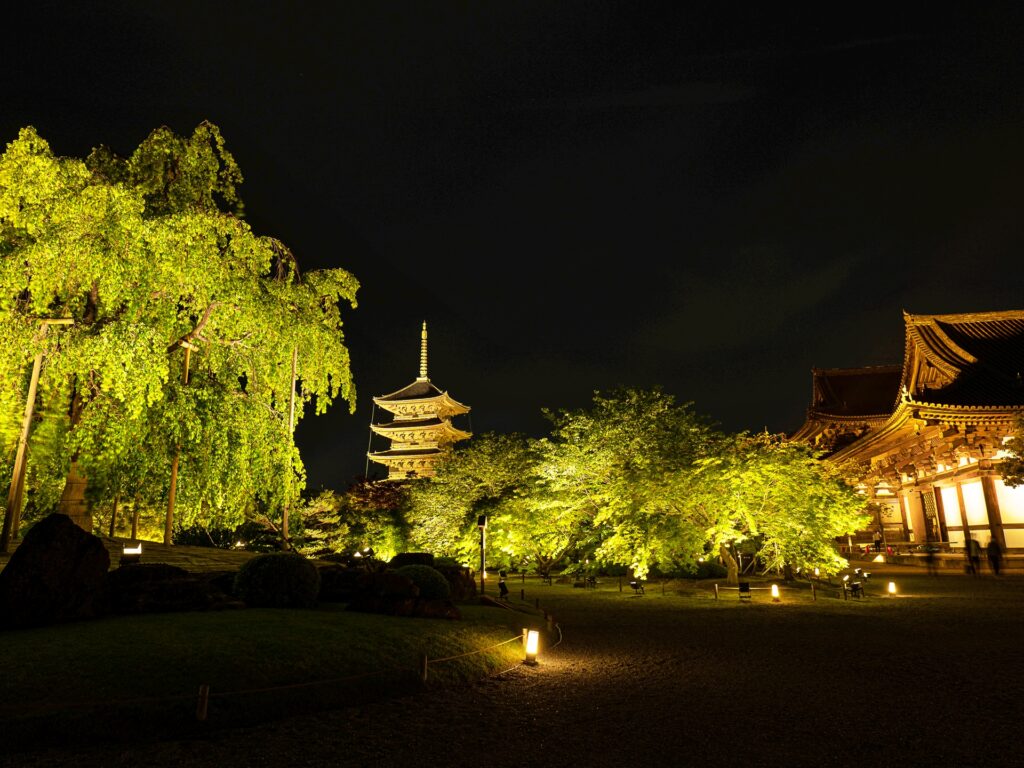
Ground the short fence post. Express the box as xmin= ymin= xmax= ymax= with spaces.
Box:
xmin=534 ymin=597 xmax=539 ymax=609
xmin=522 ymin=628 xmax=528 ymax=648
xmin=520 ymin=588 xmax=525 ymax=601
xmin=547 ymin=614 xmax=554 ymax=631
xmin=618 ymin=576 xmax=622 ymax=592
xmin=522 ymin=571 xmax=526 ymax=583
xmin=419 ymin=652 xmax=428 ymax=682
xmin=196 ymin=684 xmax=210 ymax=722
xmin=811 ymin=581 xmax=816 ymax=601
xmin=714 ymin=583 xmax=719 ymax=601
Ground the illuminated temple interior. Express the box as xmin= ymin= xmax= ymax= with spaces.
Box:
xmin=367 ymin=322 xmax=471 ymax=480
xmin=792 ymin=310 xmax=1024 ymax=551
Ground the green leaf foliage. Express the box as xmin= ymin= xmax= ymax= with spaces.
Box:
xmin=404 ymin=389 xmax=867 ymax=581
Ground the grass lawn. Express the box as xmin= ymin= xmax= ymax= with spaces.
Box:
xmin=2 ymin=600 xmax=545 ymax=750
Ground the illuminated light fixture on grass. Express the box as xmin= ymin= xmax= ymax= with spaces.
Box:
xmin=771 ymin=584 xmax=780 ymax=602
xmin=121 ymin=542 xmax=142 ymax=564
xmin=888 ymin=581 xmax=897 ymax=595
xmin=523 ymin=629 xmax=540 ymax=666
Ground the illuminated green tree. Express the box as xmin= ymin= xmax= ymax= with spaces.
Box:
xmin=692 ymin=433 xmax=869 ymax=583
xmin=537 ymin=388 xmax=722 ymax=578
xmin=0 ymin=124 xmax=357 ymax=543
xmin=297 ymin=480 xmax=408 ymax=561
xmin=405 ymin=432 xmax=536 ymax=565
xmin=1001 ymin=415 xmax=1024 ymax=487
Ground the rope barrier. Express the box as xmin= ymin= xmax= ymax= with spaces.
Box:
xmin=426 ymin=634 xmax=522 ymax=665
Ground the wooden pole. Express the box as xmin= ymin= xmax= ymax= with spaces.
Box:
xmin=418 ymin=652 xmax=428 ymax=682
xmin=479 ymin=526 xmax=485 ymax=595
xmin=714 ymin=583 xmax=719 ymax=600
xmin=1 ymin=350 xmax=43 ymax=554
xmin=164 ymin=343 xmax=193 ymax=545
xmin=811 ymin=581 xmax=816 ymax=601
xmin=1 ymin=320 xmax=72 ymax=553
xmin=196 ymin=684 xmax=210 ymax=721
xmin=108 ymin=492 xmax=120 ymax=538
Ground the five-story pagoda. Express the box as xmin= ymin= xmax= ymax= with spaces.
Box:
xmin=367 ymin=322 xmax=471 ymax=479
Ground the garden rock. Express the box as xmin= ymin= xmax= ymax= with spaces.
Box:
xmin=0 ymin=513 xmax=110 ymax=629
xmin=317 ymin=565 xmax=363 ymax=602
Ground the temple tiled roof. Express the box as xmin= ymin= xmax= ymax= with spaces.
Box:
xmin=810 ymin=365 xmax=902 ymax=417
xmin=905 ymin=310 xmax=1024 ymax=406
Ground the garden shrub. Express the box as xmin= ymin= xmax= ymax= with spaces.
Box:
xmin=234 ymin=552 xmax=320 ymax=608
xmin=394 ymin=564 xmax=451 ymax=600
xmin=677 ymin=561 xmax=728 ymax=579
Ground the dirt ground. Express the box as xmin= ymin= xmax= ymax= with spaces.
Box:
xmin=9 ymin=563 xmax=1024 ymax=768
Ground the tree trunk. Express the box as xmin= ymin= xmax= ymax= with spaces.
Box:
xmin=57 ymin=460 xmax=92 ymax=532
xmin=108 ymin=492 xmax=120 ymax=537
xmin=720 ymin=543 xmax=739 ymax=585
xmin=783 ymin=563 xmax=795 ymax=581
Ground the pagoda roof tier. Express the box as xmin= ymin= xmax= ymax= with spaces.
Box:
xmin=373 ymin=379 xmax=470 ymax=417
xmin=371 ymin=418 xmax=470 ymax=442
xmin=368 ymin=447 xmax=443 ymax=458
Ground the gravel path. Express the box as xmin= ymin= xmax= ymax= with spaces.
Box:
xmin=12 ymin=565 xmax=1024 ymax=768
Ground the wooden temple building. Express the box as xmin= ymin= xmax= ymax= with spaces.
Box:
xmin=367 ymin=322 xmax=471 ymax=480
xmin=792 ymin=310 xmax=1024 ymax=551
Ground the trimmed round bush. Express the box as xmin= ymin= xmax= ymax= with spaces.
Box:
xmin=394 ymin=564 xmax=451 ymax=600
xmin=233 ymin=552 xmax=320 ymax=608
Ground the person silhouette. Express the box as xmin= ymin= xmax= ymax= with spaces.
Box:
xmin=987 ymin=537 xmax=1003 ymax=576
xmin=498 ymin=570 xmax=509 ymax=599
xmin=966 ymin=536 xmax=981 ymax=576
xmin=924 ymin=543 xmax=938 ymax=576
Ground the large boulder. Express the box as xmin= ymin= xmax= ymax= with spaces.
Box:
xmin=347 ymin=570 xmax=460 ymax=620
xmin=0 ymin=513 xmax=110 ymax=629
xmin=434 ymin=564 xmax=477 ymax=601
xmin=107 ymin=563 xmax=237 ymax=614
xmin=389 ymin=552 xmax=435 ymax=568
xmin=317 ymin=564 xmax=363 ymax=603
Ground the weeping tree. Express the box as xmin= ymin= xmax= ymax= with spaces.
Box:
xmin=0 ymin=123 xmax=357 ymax=546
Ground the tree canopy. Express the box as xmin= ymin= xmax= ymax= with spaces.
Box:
xmin=0 ymin=123 xmax=357 ymax=543
xmin=402 ymin=388 xmax=868 ymax=581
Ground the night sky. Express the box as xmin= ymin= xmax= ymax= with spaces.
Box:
xmin=5 ymin=3 xmax=1024 ymax=491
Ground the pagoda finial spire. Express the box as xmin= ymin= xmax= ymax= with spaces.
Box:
xmin=418 ymin=321 xmax=428 ymax=380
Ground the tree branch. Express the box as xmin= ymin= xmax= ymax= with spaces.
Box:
xmin=166 ymin=301 xmax=220 ymax=352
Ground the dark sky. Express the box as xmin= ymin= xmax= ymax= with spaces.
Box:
xmin=5 ymin=3 xmax=1024 ymax=490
